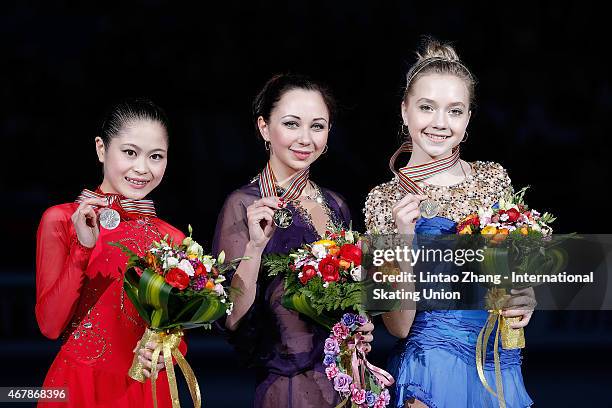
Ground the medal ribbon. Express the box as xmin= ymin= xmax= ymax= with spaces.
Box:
xmin=75 ymin=189 xmax=157 ymax=218
xmin=258 ymin=161 xmax=309 ymax=200
xmin=389 ymin=141 xmax=461 ymax=195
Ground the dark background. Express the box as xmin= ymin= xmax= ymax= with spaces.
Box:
xmin=2 ymin=1 xmax=611 ymax=407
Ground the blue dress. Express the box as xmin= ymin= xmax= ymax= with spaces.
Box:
xmin=387 ymin=216 xmax=533 ymax=408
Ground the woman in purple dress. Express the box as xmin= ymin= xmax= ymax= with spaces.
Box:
xmin=213 ymin=74 xmax=374 ymax=408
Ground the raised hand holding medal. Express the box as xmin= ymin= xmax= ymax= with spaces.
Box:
xmin=70 ymin=196 xmax=109 ymax=248
xmin=389 ymin=140 xmax=462 ymax=227
xmin=258 ymin=162 xmax=310 ymax=229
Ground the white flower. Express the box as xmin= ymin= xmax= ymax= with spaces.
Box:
xmin=478 ymin=208 xmax=493 ymax=225
xmin=350 ymin=266 xmax=363 ymax=282
xmin=214 ymin=275 xmax=226 ymax=284
xmin=500 ymin=213 xmax=509 ymax=222
xmin=186 ymin=241 xmax=204 ymax=258
xmin=164 ymin=256 xmax=179 ymax=269
xmin=177 ymin=259 xmax=195 ymax=276
xmin=201 ymin=255 xmax=214 ymax=272
xmin=311 ymin=244 xmax=327 ymax=259
xmin=323 ymin=282 xmax=329 ymax=288
xmin=344 ymin=231 xmax=354 ymax=243
xmin=213 ymin=283 xmax=226 ymax=297
xmin=226 ymin=302 xmax=234 ymax=315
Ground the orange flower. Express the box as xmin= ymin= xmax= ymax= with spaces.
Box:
xmin=145 ymin=252 xmax=157 ymax=268
xmin=205 ymin=280 xmax=215 ymax=290
xmin=328 ymin=246 xmax=340 ymax=256
xmin=339 ymin=259 xmax=351 ymax=270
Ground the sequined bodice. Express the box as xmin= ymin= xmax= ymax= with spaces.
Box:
xmin=364 ymin=161 xmax=513 ymax=233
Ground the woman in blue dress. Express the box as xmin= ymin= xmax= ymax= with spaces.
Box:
xmin=364 ymin=39 xmax=535 ymax=408
xmin=213 ymin=74 xmax=375 ymax=408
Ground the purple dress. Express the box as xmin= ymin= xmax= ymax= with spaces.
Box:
xmin=212 ymin=181 xmax=351 ymax=408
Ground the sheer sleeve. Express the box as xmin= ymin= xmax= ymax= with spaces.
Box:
xmin=326 ymin=190 xmax=352 ymax=227
xmin=35 ymin=205 xmax=92 ymax=339
xmin=211 ymin=188 xmax=268 ymax=364
xmin=212 ymin=189 xmax=256 ymax=261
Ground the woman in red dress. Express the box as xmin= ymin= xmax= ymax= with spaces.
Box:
xmin=36 ymin=99 xmax=185 ymax=407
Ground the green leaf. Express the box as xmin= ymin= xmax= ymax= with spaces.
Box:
xmin=138 ymin=268 xmax=173 ymax=328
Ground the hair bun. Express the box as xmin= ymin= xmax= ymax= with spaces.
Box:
xmin=417 ymin=37 xmax=460 ymax=62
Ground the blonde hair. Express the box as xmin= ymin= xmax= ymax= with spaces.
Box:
xmin=403 ymin=37 xmax=476 ymax=107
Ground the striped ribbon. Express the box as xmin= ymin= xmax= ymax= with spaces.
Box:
xmin=258 ymin=162 xmax=309 ymax=200
xmin=75 ymin=188 xmax=156 ymax=218
xmin=389 ymin=141 xmax=461 ymax=194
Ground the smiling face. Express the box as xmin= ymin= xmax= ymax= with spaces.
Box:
xmin=402 ymin=73 xmax=471 ymax=162
xmin=95 ymin=119 xmax=168 ymax=199
xmin=258 ymin=88 xmax=330 ymax=182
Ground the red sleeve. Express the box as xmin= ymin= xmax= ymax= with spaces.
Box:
xmin=35 ymin=205 xmax=93 ymax=339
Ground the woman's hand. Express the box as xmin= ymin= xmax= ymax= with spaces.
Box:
xmin=246 ymin=196 xmax=281 ymax=250
xmin=392 ymin=194 xmax=428 ymax=235
xmin=71 ymin=197 xmax=108 ymax=248
xmin=134 ymin=341 xmax=166 ymax=379
xmin=503 ymin=287 xmax=536 ymax=329
xmin=355 ymin=321 xmax=375 ymax=354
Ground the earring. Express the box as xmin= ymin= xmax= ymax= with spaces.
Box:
xmin=264 ymin=140 xmax=270 ymax=151
xmin=461 ymin=131 xmax=469 ymax=143
xmin=322 ymin=145 xmax=328 ymax=154
xmin=401 ymin=124 xmax=410 ymax=136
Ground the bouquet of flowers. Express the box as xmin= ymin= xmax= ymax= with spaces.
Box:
xmin=111 ymin=226 xmax=243 ymax=408
xmin=264 ymin=226 xmax=365 ymax=329
xmin=264 ymin=227 xmax=394 ymax=406
xmin=456 ymin=187 xmax=564 ymax=405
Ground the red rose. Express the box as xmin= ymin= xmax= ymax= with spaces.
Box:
xmin=339 ymin=244 xmax=362 ymax=266
xmin=165 ymin=267 xmax=190 ymax=290
xmin=506 ymin=208 xmax=520 ymax=223
xmin=300 ymin=264 xmax=317 ymax=285
xmin=318 ymin=255 xmax=340 ymax=282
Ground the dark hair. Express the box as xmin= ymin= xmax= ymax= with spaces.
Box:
xmin=252 ymin=73 xmax=336 ymax=137
xmin=99 ymin=98 xmax=169 ymax=146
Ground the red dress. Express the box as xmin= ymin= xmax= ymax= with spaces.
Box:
xmin=36 ymin=199 xmax=187 ymax=407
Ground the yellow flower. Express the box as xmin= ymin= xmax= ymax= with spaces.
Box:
xmin=520 ymin=227 xmax=529 ymax=235
xmin=481 ymin=225 xmax=498 ymax=235
xmin=313 ymin=239 xmax=335 ymax=247
xmin=458 ymin=225 xmax=473 ymax=235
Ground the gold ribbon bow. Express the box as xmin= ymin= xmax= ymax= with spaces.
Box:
xmin=129 ymin=328 xmax=201 ymax=408
xmin=475 ymin=288 xmax=525 ymax=408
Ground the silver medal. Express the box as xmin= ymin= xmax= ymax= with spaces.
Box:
xmin=99 ymin=208 xmax=121 ymax=230
xmin=419 ymin=199 xmax=441 ymax=219
xmin=273 ymin=207 xmax=293 ymax=229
